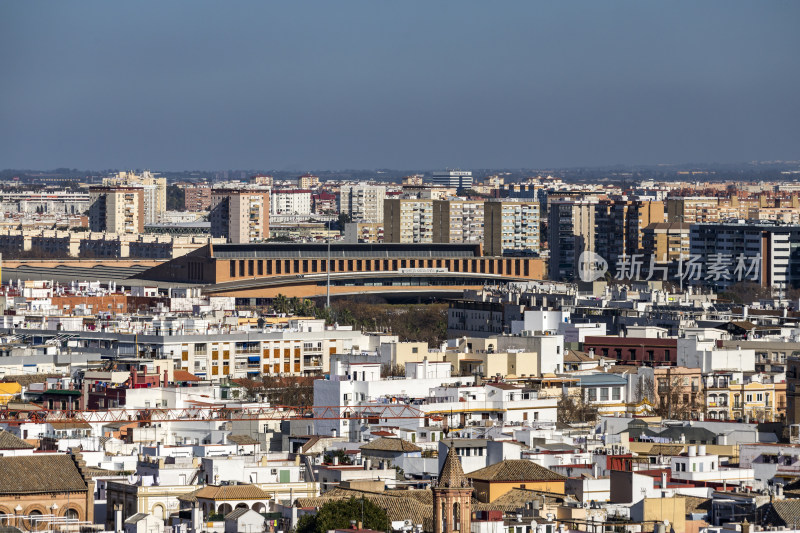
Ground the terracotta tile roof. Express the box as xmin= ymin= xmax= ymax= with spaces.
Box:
xmin=194 ymin=484 xmax=269 ymax=501
xmin=682 ymin=496 xmax=711 ymax=515
xmin=0 ymin=430 xmax=34 ymax=450
xmin=173 ymin=370 xmax=201 ymax=382
xmin=467 ymin=460 xmax=566 ymax=482
xmin=360 ymin=437 xmax=421 ymax=453
xmin=301 ymin=436 xmax=323 ymax=454
xmin=764 ymin=500 xmax=800 ymax=528
xmin=178 ymin=487 xmax=202 ymax=503
xmin=0 ymin=454 xmax=87 ymax=494
xmin=564 ymin=349 xmax=597 ymax=363
xmin=437 ymin=444 xmax=469 ymax=488
xmin=640 ymin=444 xmax=686 ymax=456
xmin=295 ymin=488 xmax=433 ymax=531
xmin=227 ymin=434 xmax=260 ymax=446
xmin=473 ymin=488 xmax=564 ymax=511
xmin=384 ymin=489 xmax=433 ymax=505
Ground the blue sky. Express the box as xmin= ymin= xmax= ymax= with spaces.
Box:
xmin=1 ymin=1 xmax=798 ymax=170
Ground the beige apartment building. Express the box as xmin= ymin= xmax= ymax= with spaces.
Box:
xmin=641 ymin=222 xmax=691 ymax=262
xmin=432 ymin=199 xmax=485 ymax=244
xmin=104 ymin=171 xmax=167 ymax=225
xmin=666 ymin=196 xmax=721 ymax=223
xmin=89 ymin=186 xmax=145 ymax=234
xmin=483 ymin=200 xmax=540 ymax=256
xmin=383 ymin=198 xmax=434 ymax=243
xmin=210 ymin=190 xmax=270 ymax=244
xmin=298 ymin=173 xmax=319 ymax=189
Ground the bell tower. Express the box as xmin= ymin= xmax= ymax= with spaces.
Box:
xmin=433 ymin=442 xmax=472 ymax=533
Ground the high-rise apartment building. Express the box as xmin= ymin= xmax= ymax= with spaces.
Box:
xmin=689 ymin=220 xmax=800 ymax=290
xmin=298 ymin=173 xmax=320 ymax=190
xmin=641 ymin=222 xmax=691 ymax=262
xmin=103 ymin=171 xmax=166 ymax=224
xmin=432 ymin=199 xmax=484 ymax=244
xmin=548 ymin=199 xmax=597 ymax=281
xmin=666 ymin=196 xmax=721 ymax=224
xmin=271 ymin=189 xmax=311 ymax=216
xmin=383 ymin=198 xmax=434 ymax=243
xmin=483 ymin=200 xmax=540 ymax=256
xmin=210 ymin=190 xmax=270 ymax=244
xmin=184 ymin=186 xmax=212 ymax=212
xmin=88 ymin=187 xmax=145 ymax=234
xmin=430 ymin=170 xmax=473 ymax=190
xmin=339 ymin=183 xmax=386 ymax=223
xmin=595 ymin=199 xmax=664 ymax=267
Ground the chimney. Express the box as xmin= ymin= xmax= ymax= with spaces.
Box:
xmin=741 ymin=518 xmax=751 ymax=533
xmin=114 ymin=504 xmax=123 ymax=533
xmin=163 ymin=369 xmax=168 ymax=387
xmin=777 ymin=483 xmax=784 ymax=499
xmin=661 ymin=471 xmax=668 ymax=488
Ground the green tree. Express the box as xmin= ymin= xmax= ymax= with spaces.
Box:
xmin=273 ymin=294 xmax=289 ymax=314
xmin=295 ymin=497 xmax=389 ymax=533
xmin=166 ymin=184 xmax=185 ymax=211
xmin=289 ymin=296 xmax=301 ymax=315
xmin=323 ymin=449 xmax=353 ymax=465
xmin=337 ymin=213 xmax=352 ymax=227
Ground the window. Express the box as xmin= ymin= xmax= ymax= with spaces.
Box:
xmin=588 ymin=389 xmax=597 ymax=401
xmin=747 ymin=394 xmax=753 ymax=402
xmin=600 ymin=388 xmax=609 ymax=401
xmin=612 ymin=388 xmax=621 ymax=401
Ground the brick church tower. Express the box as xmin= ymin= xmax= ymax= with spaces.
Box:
xmin=433 ymin=443 xmax=472 ymax=533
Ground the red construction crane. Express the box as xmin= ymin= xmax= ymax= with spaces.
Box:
xmin=0 ymin=403 xmax=426 ymax=426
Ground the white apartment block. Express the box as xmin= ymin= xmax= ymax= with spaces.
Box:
xmin=339 ymin=183 xmax=386 ymax=223
xmin=271 ymin=189 xmax=312 ymax=216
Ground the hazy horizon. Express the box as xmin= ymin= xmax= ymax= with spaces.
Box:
xmin=2 ymin=1 xmax=799 ymax=170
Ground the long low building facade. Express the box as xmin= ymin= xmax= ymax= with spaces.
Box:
xmin=137 ymin=243 xmax=546 ymax=298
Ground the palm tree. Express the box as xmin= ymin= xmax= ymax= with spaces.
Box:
xmin=273 ymin=294 xmax=289 ymax=314
xmin=289 ymin=296 xmax=301 ymax=315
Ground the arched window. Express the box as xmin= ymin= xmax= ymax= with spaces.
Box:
xmin=453 ymin=502 xmax=460 ymax=531
xmin=64 ymin=508 xmax=79 ymax=521
xmin=441 ymin=501 xmax=447 ymax=532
